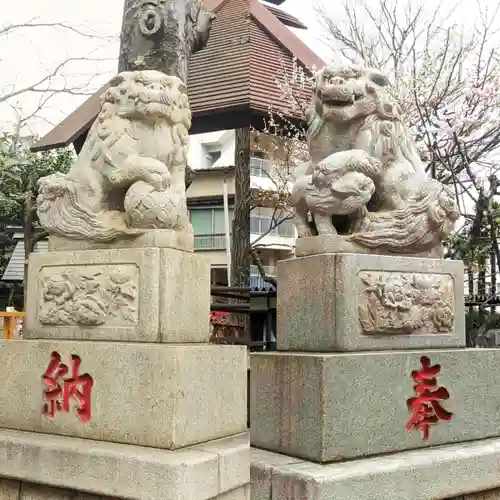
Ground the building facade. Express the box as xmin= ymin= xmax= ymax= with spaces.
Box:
xmin=187 ymin=129 xmax=296 ymax=289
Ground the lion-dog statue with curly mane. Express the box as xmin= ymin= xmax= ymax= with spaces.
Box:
xmin=291 ymin=64 xmax=459 ymax=257
xmin=37 ymin=70 xmax=192 ymax=245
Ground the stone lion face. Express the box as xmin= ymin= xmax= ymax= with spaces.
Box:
xmin=102 ymin=70 xmax=189 ymax=123
xmin=313 ymin=64 xmax=399 ymax=123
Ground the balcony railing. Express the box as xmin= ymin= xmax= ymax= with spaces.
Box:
xmin=194 ymin=233 xmax=227 ymax=250
xmin=250 ymin=265 xmax=276 ymax=277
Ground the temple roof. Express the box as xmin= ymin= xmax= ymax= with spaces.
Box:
xmin=32 ymin=0 xmax=324 ymax=152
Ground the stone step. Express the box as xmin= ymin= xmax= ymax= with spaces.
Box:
xmin=251 ymin=440 xmax=500 ymax=500
xmin=0 ymin=429 xmax=249 ymax=500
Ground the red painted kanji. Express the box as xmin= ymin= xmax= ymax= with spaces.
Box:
xmin=210 ymin=311 xmax=229 ymax=324
xmin=42 ymin=351 xmax=94 ymax=423
xmin=406 ymin=356 xmax=453 ymax=440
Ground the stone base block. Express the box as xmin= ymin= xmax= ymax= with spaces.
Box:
xmin=251 ymin=349 xmax=500 ymax=462
xmin=277 ymin=253 xmax=465 ymax=351
xmin=294 ymin=234 xmax=443 ymax=259
xmin=25 ymin=247 xmax=210 ymax=343
xmin=0 ymin=480 xmax=116 ymax=499
xmin=250 ymin=441 xmax=500 ymax=500
xmin=0 ymin=482 xmax=249 ymax=500
xmin=0 ymin=340 xmax=246 ymax=449
xmin=215 ymin=486 xmax=249 ymax=500
xmin=48 ymin=228 xmax=194 ymax=252
xmin=0 ymin=430 xmax=249 ymax=500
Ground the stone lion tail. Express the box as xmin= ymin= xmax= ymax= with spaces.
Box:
xmin=37 ymin=173 xmax=143 ymax=242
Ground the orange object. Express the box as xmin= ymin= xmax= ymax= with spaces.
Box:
xmin=0 ymin=312 xmax=25 ymax=339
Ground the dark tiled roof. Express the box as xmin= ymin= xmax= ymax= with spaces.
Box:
xmin=2 ymin=239 xmax=48 ymax=281
xmin=187 ymin=0 xmax=251 ymax=115
xmin=263 ymin=5 xmax=307 ymax=29
xmin=32 ymin=0 xmax=324 ymax=152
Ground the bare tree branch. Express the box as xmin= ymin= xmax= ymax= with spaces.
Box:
xmin=0 ymin=19 xmax=116 ymax=39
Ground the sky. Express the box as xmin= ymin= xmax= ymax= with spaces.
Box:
xmin=0 ymin=0 xmax=328 ymax=136
xmin=0 ymin=0 xmax=498 ymax=136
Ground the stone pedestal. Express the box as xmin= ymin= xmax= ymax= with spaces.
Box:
xmin=277 ymin=253 xmax=465 ymax=351
xmin=25 ymin=248 xmax=210 ymax=343
xmin=250 ymin=252 xmax=500 ymax=499
xmin=0 ymin=248 xmax=249 ymax=499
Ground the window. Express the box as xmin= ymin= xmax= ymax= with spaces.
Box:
xmin=275 ymin=219 xmax=294 ymax=238
xmin=205 ymin=150 xmax=221 ymax=167
xmin=250 ymin=208 xmax=295 ymax=238
xmin=250 ymin=155 xmax=272 ymax=177
xmin=190 ymin=208 xmax=233 ymax=235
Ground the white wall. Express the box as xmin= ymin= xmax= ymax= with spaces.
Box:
xmin=188 ymin=130 xmax=235 ymax=170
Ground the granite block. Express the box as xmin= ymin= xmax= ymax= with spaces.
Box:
xmin=0 ymin=479 xmax=20 ymax=500
xmin=20 ymin=484 xmax=76 ymax=500
xmin=294 ymin=234 xmax=443 ymax=259
xmin=251 ymin=439 xmax=500 ymax=500
xmin=0 ymin=340 xmax=247 ymax=449
xmin=277 ymin=253 xmax=465 ymax=351
xmin=25 ymin=248 xmax=210 ymax=343
xmin=48 ymin=229 xmax=193 ymax=252
xmin=251 ymin=349 xmax=500 ymax=462
xmin=250 ymin=449 xmax=304 ymax=500
xmin=211 ymin=486 xmax=250 ymax=500
xmin=0 ymin=430 xmax=248 ymax=500
xmin=192 ymin=433 xmax=250 ymax=494
xmin=463 ymin=490 xmax=500 ymax=499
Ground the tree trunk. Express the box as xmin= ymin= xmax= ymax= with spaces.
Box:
xmin=117 ymin=0 xmax=214 ymax=193
xmin=230 ymin=128 xmax=251 ymax=338
xmin=231 ymin=128 xmax=251 ymax=288
xmin=118 ymin=0 xmax=214 ymax=81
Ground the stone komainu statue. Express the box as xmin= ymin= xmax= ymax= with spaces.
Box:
xmin=37 ymin=70 xmax=192 ymax=242
xmin=291 ymin=64 xmax=459 ymax=256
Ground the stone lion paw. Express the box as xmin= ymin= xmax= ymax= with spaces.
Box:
xmin=147 ymin=172 xmax=171 ymax=191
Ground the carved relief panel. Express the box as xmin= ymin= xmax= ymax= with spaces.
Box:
xmin=38 ymin=265 xmax=139 ymax=327
xmin=358 ymin=271 xmax=455 ymax=335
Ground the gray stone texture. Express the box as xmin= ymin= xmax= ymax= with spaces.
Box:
xmin=48 ymin=229 xmax=194 ymax=252
xmin=251 ymin=348 xmax=500 ymax=462
xmin=0 ymin=430 xmax=248 ymax=500
xmin=0 ymin=479 xmax=20 ymax=500
xmin=191 ymin=433 xmax=249 ymax=494
xmin=250 ymin=449 xmax=304 ymax=500
xmin=0 ymin=479 xmax=120 ymax=499
xmin=294 ymin=234 xmax=444 ymax=259
xmin=10 ymin=471 xmax=247 ymax=500
xmin=0 ymin=340 xmax=246 ymax=449
xmin=463 ymin=490 xmax=500 ymax=499
xmin=250 ymin=439 xmax=500 ymax=500
xmin=25 ymin=248 xmax=210 ymax=343
xmin=211 ymin=486 xmax=250 ymax=500
xmin=20 ymin=484 xmax=82 ymax=500
xmin=277 ymin=253 xmax=465 ymax=352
